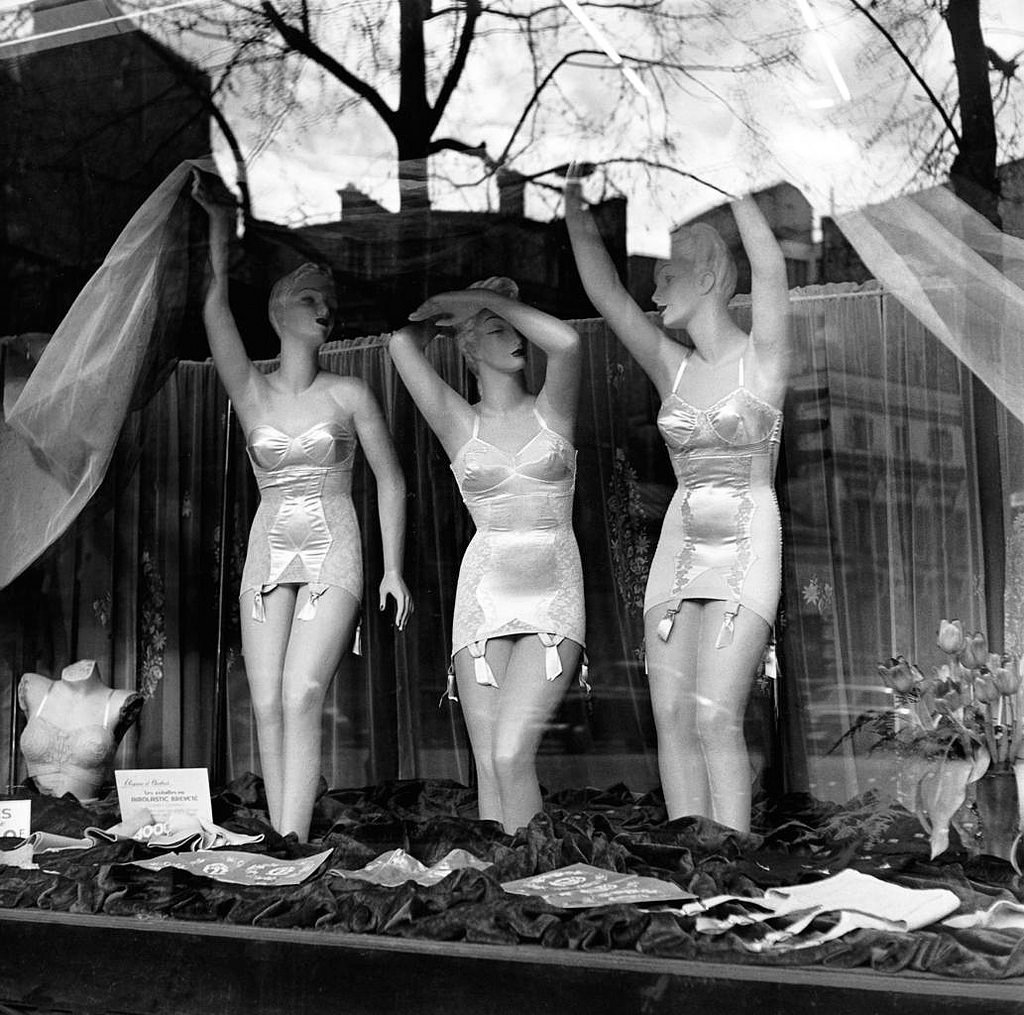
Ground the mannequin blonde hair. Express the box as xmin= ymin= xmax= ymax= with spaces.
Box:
xmin=454 ymin=276 xmax=520 ymax=374
xmin=268 ymin=263 xmax=336 ymax=334
xmin=671 ymin=223 xmax=738 ymax=301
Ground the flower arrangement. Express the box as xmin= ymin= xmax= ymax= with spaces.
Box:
xmin=839 ymin=619 xmax=1024 ymax=859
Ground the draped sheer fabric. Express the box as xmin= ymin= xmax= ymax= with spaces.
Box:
xmin=836 ymin=186 xmax=1024 ymax=426
xmin=0 ymin=157 xmax=213 ymax=591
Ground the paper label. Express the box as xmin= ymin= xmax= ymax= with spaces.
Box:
xmin=115 ymin=768 xmax=213 ymax=825
xmin=0 ymin=800 xmax=31 ymax=840
xmin=502 ymin=862 xmax=693 ymax=908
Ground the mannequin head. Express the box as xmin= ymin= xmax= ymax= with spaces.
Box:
xmin=653 ymin=223 xmax=737 ymax=329
xmin=455 ymin=276 xmax=523 ymax=376
xmin=267 ymin=263 xmax=338 ymax=343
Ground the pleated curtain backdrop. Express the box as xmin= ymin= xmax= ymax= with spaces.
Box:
xmin=0 ymin=284 xmax=1000 ymax=806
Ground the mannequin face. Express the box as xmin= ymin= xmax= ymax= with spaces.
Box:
xmin=268 ymin=267 xmax=338 ymax=344
xmin=652 ymin=257 xmax=710 ymax=330
xmin=465 ymin=312 xmax=526 ymax=374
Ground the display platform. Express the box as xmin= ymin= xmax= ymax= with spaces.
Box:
xmin=2 ymin=778 xmax=1024 ymax=1014
xmin=2 ymin=908 xmax=1024 ymax=1015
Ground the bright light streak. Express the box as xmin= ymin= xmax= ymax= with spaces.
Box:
xmin=558 ymin=0 xmax=652 ymax=99
xmin=0 ymin=0 xmax=209 ymax=52
xmin=793 ymin=0 xmax=852 ymax=103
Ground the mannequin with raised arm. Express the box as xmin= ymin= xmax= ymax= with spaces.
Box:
xmin=566 ymin=168 xmax=790 ymax=832
xmin=388 ymin=278 xmax=584 ymax=833
xmin=192 ymin=171 xmax=412 ymax=842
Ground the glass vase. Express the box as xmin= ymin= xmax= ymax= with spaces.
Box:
xmin=974 ymin=766 xmax=1022 ymax=862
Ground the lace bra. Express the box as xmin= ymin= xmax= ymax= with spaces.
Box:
xmin=20 ymin=685 xmax=118 ymax=772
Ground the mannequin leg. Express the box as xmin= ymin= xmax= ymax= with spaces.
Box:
xmin=644 ymin=601 xmax=709 ymax=821
xmin=276 ymin=586 xmax=360 ymax=840
xmin=693 ymin=602 xmax=770 ymax=833
xmin=491 ymin=637 xmax=580 ymax=832
xmin=454 ymin=640 xmax=515 ymax=823
xmin=240 ymin=586 xmax=297 ymax=829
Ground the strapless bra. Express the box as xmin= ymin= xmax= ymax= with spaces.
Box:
xmin=246 ymin=420 xmax=356 ymax=471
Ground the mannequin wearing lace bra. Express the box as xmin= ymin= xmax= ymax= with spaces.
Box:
xmin=193 ymin=172 xmax=412 ymax=841
xmin=389 ymin=277 xmax=583 ymax=833
xmin=18 ymin=660 xmax=143 ymax=801
xmin=567 ymin=171 xmax=790 ymax=832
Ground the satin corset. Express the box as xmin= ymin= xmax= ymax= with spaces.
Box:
xmin=245 ymin=420 xmax=356 ymax=585
xmin=452 ymin=427 xmax=577 ymax=532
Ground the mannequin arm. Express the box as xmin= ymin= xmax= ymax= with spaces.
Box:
xmin=387 ymin=324 xmax=474 ymax=459
xmin=410 ymin=291 xmax=580 ymax=431
xmin=345 ymin=379 xmax=412 ymax=629
xmin=732 ymin=196 xmax=791 ymax=364
xmin=564 ymin=176 xmax=676 ymax=391
xmin=191 ymin=171 xmax=261 ymax=405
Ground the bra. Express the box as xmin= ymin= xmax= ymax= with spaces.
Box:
xmin=20 ymin=685 xmax=118 ymax=771
xmin=659 ymin=347 xmax=782 ymax=450
xmin=246 ymin=420 xmax=357 ymax=471
xmin=452 ymin=408 xmax=576 ymax=494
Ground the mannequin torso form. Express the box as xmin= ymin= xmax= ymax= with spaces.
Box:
xmin=18 ymin=660 xmax=143 ymax=801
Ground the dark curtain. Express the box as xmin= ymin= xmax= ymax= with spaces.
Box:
xmin=0 ymin=288 xmax=1003 ymax=805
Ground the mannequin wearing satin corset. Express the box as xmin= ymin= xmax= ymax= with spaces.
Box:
xmin=19 ymin=660 xmax=143 ymax=801
xmin=567 ymin=170 xmax=790 ymax=833
xmin=192 ymin=171 xmax=412 ymax=842
xmin=388 ymin=278 xmax=583 ymax=834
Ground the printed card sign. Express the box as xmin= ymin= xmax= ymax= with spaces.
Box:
xmin=0 ymin=800 xmax=31 ymax=840
xmin=502 ymin=863 xmax=693 ymax=909
xmin=115 ymin=768 xmax=213 ymax=826
xmin=131 ymin=849 xmax=333 ymax=886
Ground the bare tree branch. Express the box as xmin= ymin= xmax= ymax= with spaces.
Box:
xmin=431 ymin=0 xmax=481 ymax=127
xmin=849 ymin=0 xmax=962 ymax=148
xmin=260 ymin=0 xmax=398 ymax=132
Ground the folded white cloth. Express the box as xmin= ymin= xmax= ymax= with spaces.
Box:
xmin=942 ymin=899 xmax=1024 ymax=931
xmin=675 ymin=869 xmax=960 ymax=952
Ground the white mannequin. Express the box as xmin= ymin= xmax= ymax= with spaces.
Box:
xmin=18 ymin=660 xmax=142 ymax=801
xmin=565 ymin=169 xmax=790 ymax=832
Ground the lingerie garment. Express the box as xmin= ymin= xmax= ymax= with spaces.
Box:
xmin=645 ymin=348 xmax=783 ymax=646
xmin=19 ymin=685 xmax=118 ymax=797
xmin=240 ymin=419 xmax=361 ymax=621
xmin=450 ymin=407 xmax=585 ymax=690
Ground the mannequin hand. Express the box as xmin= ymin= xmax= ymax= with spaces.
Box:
xmin=409 ymin=290 xmax=493 ymax=328
xmin=191 ymin=169 xmax=237 ymax=220
xmin=379 ymin=571 xmax=413 ymax=631
xmin=564 ymin=161 xmax=596 ymax=214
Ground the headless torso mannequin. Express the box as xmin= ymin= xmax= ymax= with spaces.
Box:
xmin=18 ymin=660 xmax=143 ymax=801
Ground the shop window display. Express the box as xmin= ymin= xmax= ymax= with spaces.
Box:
xmin=2 ymin=0 xmax=1024 ymax=1009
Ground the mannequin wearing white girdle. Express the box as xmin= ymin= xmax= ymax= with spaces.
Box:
xmin=192 ymin=171 xmax=412 ymax=841
xmin=566 ymin=168 xmax=790 ymax=833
